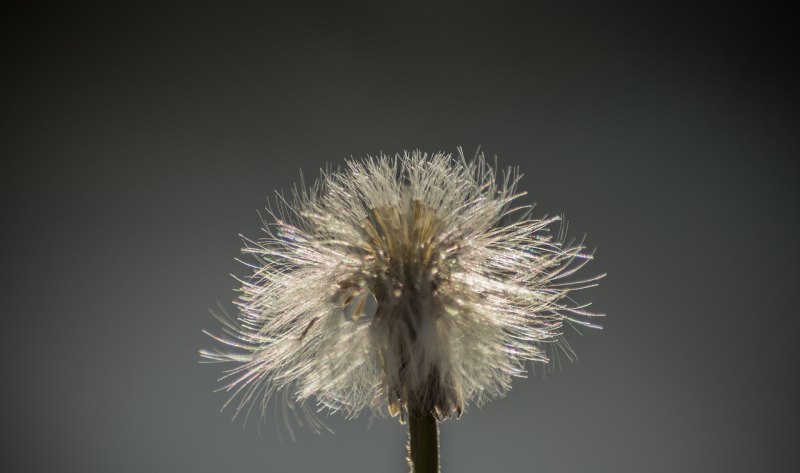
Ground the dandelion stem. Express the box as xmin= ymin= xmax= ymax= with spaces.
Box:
xmin=408 ymin=412 xmax=439 ymax=473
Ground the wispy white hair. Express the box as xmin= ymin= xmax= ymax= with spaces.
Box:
xmin=201 ymin=149 xmax=602 ymax=430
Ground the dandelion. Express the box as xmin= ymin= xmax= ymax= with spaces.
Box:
xmin=201 ymin=149 xmax=603 ymax=472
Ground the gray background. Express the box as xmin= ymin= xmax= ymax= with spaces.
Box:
xmin=3 ymin=2 xmax=798 ymax=472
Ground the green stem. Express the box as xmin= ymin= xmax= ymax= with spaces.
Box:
xmin=408 ymin=412 xmax=439 ymax=473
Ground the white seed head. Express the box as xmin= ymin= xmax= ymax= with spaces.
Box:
xmin=201 ymin=149 xmax=603 ymax=428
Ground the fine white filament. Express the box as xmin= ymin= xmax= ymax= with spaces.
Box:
xmin=201 ymin=149 xmax=603 ymax=430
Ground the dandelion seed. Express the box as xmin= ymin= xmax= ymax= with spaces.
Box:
xmin=201 ymin=149 xmax=603 ymax=471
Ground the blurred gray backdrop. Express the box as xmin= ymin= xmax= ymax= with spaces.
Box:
xmin=3 ymin=2 xmax=798 ymax=472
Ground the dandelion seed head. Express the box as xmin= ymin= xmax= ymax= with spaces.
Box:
xmin=201 ymin=149 xmax=602 ymax=428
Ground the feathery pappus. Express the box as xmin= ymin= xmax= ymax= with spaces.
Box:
xmin=201 ymin=149 xmax=603 ymax=429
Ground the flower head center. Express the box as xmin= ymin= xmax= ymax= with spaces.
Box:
xmin=363 ymin=199 xmax=453 ymax=305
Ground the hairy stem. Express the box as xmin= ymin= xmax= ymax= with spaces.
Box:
xmin=408 ymin=412 xmax=439 ymax=473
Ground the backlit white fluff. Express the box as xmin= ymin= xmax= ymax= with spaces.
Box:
xmin=201 ymin=149 xmax=602 ymax=428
